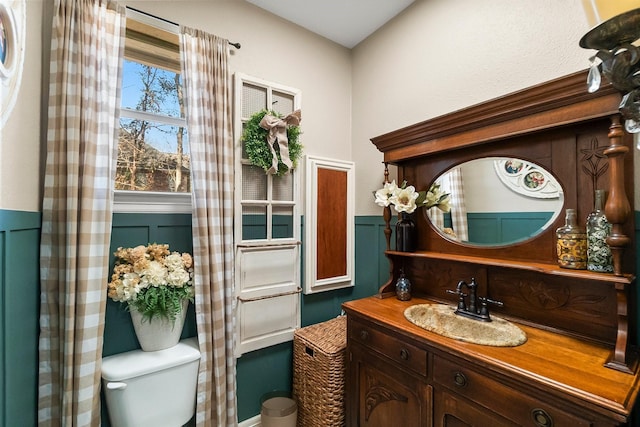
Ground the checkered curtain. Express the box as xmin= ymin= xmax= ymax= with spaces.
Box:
xmin=446 ymin=167 xmax=469 ymax=241
xmin=430 ymin=167 xmax=468 ymax=241
xmin=180 ymin=27 xmax=237 ymax=426
xmin=38 ymin=0 xmax=125 ymax=425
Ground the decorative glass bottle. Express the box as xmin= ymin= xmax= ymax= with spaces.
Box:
xmin=395 ymin=212 xmax=416 ymax=252
xmin=556 ymin=208 xmax=587 ymax=269
xmin=395 ymin=270 xmax=412 ymax=301
xmin=586 ymin=189 xmax=613 ymax=273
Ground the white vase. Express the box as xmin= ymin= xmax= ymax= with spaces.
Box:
xmin=130 ymin=300 xmax=188 ymax=352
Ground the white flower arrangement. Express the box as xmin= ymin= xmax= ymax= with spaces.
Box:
xmin=374 ymin=180 xmax=451 ymax=214
xmin=108 ymin=243 xmax=194 ymax=323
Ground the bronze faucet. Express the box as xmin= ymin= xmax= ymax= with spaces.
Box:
xmin=447 ymin=278 xmax=503 ymax=322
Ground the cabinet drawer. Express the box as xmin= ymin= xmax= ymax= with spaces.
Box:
xmin=349 ymin=318 xmax=427 ymax=377
xmin=433 ymin=355 xmax=591 ymax=427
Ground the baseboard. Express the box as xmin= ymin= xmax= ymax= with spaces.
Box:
xmin=238 ymin=415 xmax=261 ymax=427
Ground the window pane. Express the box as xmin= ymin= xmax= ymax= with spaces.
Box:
xmin=241 ymin=123 xmax=249 ymax=159
xmin=272 ymin=91 xmax=294 ymax=116
xmin=273 ymin=173 xmax=293 ymax=201
xmin=242 ymin=206 xmax=267 ymax=240
xmin=121 ymin=60 xmax=184 ymax=118
xmin=242 ymin=84 xmax=267 ymax=118
xmin=272 ymin=205 xmax=294 ymax=239
xmin=117 ymin=118 xmax=190 ymax=192
xmin=242 ymin=164 xmax=267 ymax=200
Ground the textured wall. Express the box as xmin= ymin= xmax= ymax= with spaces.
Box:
xmin=352 ymin=0 xmax=601 ymax=216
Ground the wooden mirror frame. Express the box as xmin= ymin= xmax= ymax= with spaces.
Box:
xmin=371 ymin=70 xmax=636 ymax=372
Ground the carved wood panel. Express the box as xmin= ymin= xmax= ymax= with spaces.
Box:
xmin=348 ymin=340 xmax=431 ymax=427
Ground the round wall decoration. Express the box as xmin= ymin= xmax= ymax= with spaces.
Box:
xmin=0 ymin=0 xmax=25 ymax=127
xmin=493 ymin=158 xmax=561 ymax=199
xmin=242 ymin=109 xmax=302 ymax=176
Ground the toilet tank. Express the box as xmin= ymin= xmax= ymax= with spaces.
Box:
xmin=102 ymin=337 xmax=200 ymax=427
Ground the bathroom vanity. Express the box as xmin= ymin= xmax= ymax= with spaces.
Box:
xmin=343 ymin=71 xmax=640 ymax=426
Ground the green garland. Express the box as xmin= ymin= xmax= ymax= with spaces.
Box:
xmin=242 ymin=109 xmax=302 ymax=176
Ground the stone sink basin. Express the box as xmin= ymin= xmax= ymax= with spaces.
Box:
xmin=404 ymin=304 xmax=527 ymax=347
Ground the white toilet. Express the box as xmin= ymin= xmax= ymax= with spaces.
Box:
xmin=101 ymin=337 xmax=201 ymax=427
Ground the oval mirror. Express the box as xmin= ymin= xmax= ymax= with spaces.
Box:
xmin=425 ymin=157 xmax=564 ymax=247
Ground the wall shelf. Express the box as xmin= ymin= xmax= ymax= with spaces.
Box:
xmin=384 ymin=250 xmax=635 ymax=285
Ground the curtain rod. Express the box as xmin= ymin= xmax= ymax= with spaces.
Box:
xmin=126 ymin=6 xmax=241 ymax=49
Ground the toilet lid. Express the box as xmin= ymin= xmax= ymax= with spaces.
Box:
xmin=101 ymin=337 xmax=200 ymax=381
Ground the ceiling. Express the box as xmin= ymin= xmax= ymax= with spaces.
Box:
xmin=245 ymin=0 xmax=416 ymax=48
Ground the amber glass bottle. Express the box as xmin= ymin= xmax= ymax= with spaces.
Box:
xmin=556 ymin=208 xmax=587 ymax=269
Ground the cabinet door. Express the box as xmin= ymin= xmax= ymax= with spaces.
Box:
xmin=434 ymin=390 xmax=517 ymax=427
xmin=347 ymin=342 xmax=431 ymax=427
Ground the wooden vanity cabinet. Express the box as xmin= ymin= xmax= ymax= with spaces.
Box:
xmin=432 ymin=354 xmax=593 ymax=427
xmin=348 ymin=342 xmax=432 ymax=427
xmin=344 ymin=71 xmax=640 ymax=426
xmin=435 ymin=391 xmax=516 ymax=427
xmin=344 ymin=299 xmax=636 ymax=427
xmin=346 ymin=316 xmax=431 ymax=426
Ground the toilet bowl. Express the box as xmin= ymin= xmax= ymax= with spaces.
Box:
xmin=101 ymin=337 xmax=200 ymax=427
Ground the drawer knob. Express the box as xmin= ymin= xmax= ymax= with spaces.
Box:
xmin=453 ymin=371 xmax=467 ymax=387
xmin=359 ymin=330 xmax=369 ymax=341
xmin=531 ymin=409 xmax=553 ymax=427
xmin=399 ymin=348 xmax=410 ymax=360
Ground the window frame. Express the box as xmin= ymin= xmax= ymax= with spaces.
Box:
xmin=234 ymin=73 xmax=302 ymax=246
xmin=114 ymin=9 xmax=190 ymax=213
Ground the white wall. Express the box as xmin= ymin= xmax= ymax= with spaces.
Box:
xmin=352 ymin=0 xmax=614 ymax=215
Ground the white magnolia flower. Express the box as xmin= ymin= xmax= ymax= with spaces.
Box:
xmin=374 ymin=180 xmax=399 ymax=207
xmin=373 ymin=180 xmax=451 ymax=214
xmin=422 ymin=183 xmax=451 ymax=213
xmin=390 ymin=185 xmax=420 ymax=213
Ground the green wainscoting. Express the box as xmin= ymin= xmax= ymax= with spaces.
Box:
xmin=101 ymin=213 xmax=198 ymax=426
xmin=105 ymin=213 xmax=390 ymax=422
xmin=236 ymin=215 xmax=388 ymax=421
xmin=447 ymin=211 xmax=554 ymax=245
xmin=103 ymin=213 xmax=197 ymax=357
xmin=242 ymin=214 xmax=294 ymax=240
xmin=4 ymin=208 xmax=639 ymax=425
xmin=0 ymin=210 xmax=40 ymax=427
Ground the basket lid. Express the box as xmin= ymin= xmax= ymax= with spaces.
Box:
xmin=101 ymin=337 xmax=200 ymax=381
xmin=295 ymin=316 xmax=346 ymax=353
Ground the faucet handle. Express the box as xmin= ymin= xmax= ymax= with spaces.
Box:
xmin=446 ymin=288 xmax=468 ymax=312
xmin=477 ymin=297 xmax=504 ymax=321
xmin=478 ymin=296 xmax=503 ymax=307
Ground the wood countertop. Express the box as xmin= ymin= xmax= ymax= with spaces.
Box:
xmin=342 ymin=296 xmax=640 ymax=422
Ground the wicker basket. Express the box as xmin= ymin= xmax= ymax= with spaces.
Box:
xmin=293 ymin=316 xmax=347 ymax=427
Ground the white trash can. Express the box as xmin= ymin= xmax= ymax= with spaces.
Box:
xmin=260 ymin=392 xmax=297 ymax=427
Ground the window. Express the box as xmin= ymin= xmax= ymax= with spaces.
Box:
xmin=118 ymin=61 xmax=188 ymax=193
xmin=237 ymin=80 xmax=300 ymax=242
xmin=114 ymin=10 xmax=191 ymax=213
